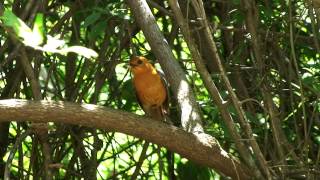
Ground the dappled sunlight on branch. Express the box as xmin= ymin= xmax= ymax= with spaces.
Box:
xmin=81 ymin=104 xmax=98 ymax=111
xmin=177 ymin=80 xmax=203 ymax=133
xmin=0 ymin=99 xmax=250 ymax=179
xmin=0 ymin=99 xmax=25 ymax=107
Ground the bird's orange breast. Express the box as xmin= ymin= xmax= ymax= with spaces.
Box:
xmin=133 ymin=71 xmax=167 ymax=107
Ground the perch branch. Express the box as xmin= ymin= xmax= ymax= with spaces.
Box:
xmin=0 ymin=99 xmax=250 ymax=179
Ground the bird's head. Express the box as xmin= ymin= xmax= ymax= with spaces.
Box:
xmin=129 ymin=56 xmax=157 ymax=75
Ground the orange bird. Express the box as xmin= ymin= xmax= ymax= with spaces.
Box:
xmin=129 ymin=56 xmax=169 ymax=121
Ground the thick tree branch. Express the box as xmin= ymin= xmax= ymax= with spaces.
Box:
xmin=0 ymin=99 xmax=250 ymax=179
xmin=126 ymin=0 xmax=204 ymax=134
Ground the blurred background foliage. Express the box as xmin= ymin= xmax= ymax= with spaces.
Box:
xmin=0 ymin=0 xmax=320 ymax=179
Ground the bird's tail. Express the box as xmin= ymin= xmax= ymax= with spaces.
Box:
xmin=149 ymin=105 xmax=173 ymax=124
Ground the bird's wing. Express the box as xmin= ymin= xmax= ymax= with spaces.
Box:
xmin=157 ymin=70 xmax=174 ymax=124
xmin=157 ymin=70 xmax=170 ymax=115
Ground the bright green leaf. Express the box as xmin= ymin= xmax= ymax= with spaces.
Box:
xmin=1 ymin=10 xmax=45 ymax=47
xmin=1 ymin=10 xmax=34 ymax=44
xmin=32 ymin=13 xmax=45 ymax=45
xmin=1 ymin=10 xmax=97 ymax=59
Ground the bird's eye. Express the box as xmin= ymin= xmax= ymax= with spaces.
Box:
xmin=137 ymin=60 xmax=143 ymax=64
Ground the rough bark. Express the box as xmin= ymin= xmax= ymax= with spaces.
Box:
xmin=0 ymin=99 xmax=251 ymax=179
xmin=126 ymin=0 xmax=204 ymax=134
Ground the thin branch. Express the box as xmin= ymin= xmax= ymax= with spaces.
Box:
xmin=4 ymin=130 xmax=33 ymax=180
xmin=130 ymin=142 xmax=149 ymax=180
xmin=168 ymin=0 xmax=261 ymax=178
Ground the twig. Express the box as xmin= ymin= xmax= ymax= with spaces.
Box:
xmin=4 ymin=130 xmax=33 ymax=180
xmin=131 ymin=142 xmax=149 ymax=180
xmin=289 ymin=0 xmax=308 ymax=151
xmin=146 ymin=0 xmax=173 ymax=17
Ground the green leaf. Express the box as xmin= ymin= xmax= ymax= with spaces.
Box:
xmin=177 ymin=161 xmax=211 ymax=180
xmin=42 ymin=35 xmax=66 ymax=51
xmin=82 ymin=12 xmax=101 ymax=28
xmin=61 ymin=46 xmax=98 ymax=58
xmin=88 ymin=20 xmax=107 ymax=40
xmin=1 ymin=10 xmax=45 ymax=47
xmin=1 ymin=10 xmax=34 ymax=44
xmin=32 ymin=13 xmax=45 ymax=45
xmin=315 ymin=136 xmax=320 ymax=145
xmin=1 ymin=10 xmax=97 ymax=59
xmin=32 ymin=35 xmax=97 ymax=59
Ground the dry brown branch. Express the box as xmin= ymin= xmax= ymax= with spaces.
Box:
xmin=0 ymin=99 xmax=251 ymax=179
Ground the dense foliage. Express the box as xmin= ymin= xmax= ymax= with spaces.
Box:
xmin=0 ymin=0 xmax=320 ymax=179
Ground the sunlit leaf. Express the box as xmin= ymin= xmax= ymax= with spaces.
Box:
xmin=0 ymin=10 xmax=36 ymax=45
xmin=32 ymin=13 xmax=45 ymax=45
xmin=61 ymin=46 xmax=98 ymax=58
xmin=1 ymin=10 xmax=97 ymax=59
xmin=42 ymin=35 xmax=66 ymax=51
